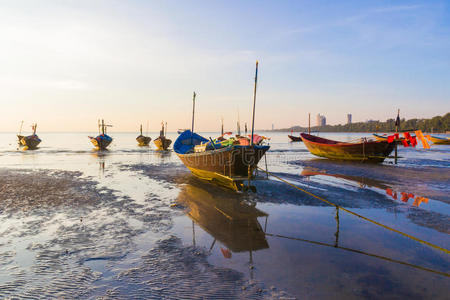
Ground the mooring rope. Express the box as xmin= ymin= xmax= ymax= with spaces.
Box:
xmin=264 ymin=232 xmax=449 ymax=277
xmin=257 ymin=167 xmax=450 ymax=255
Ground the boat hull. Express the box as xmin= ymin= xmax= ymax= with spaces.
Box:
xmin=20 ymin=135 xmax=41 ymax=150
xmin=427 ymin=135 xmax=450 ymax=145
xmin=301 ymin=133 xmax=395 ymax=163
xmin=90 ymin=136 xmax=112 ymax=150
xmin=154 ymin=137 xmax=172 ymax=150
xmin=176 ymin=145 xmax=269 ymax=190
xmin=288 ymin=135 xmax=302 ymax=142
xmin=136 ymin=135 xmax=151 ymax=146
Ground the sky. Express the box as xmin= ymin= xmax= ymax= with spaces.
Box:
xmin=0 ymin=0 xmax=449 ymax=132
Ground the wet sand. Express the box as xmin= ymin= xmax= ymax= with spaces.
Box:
xmin=0 ymin=132 xmax=449 ymax=299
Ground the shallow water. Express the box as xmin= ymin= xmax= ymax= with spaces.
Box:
xmin=0 ymin=131 xmax=449 ymax=299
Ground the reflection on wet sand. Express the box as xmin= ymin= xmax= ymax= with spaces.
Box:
xmin=176 ymin=180 xmax=448 ymax=279
xmin=177 ymin=180 xmax=269 ymax=255
xmin=301 ymin=167 xmax=429 ymax=207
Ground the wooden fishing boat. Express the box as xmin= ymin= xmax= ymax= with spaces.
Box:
xmin=288 ymin=135 xmax=303 ymax=142
xmin=20 ymin=123 xmax=41 ymax=150
xmin=89 ymin=119 xmax=113 ymax=150
xmin=154 ymin=122 xmax=172 ymax=150
xmin=174 ymin=130 xmax=269 ymax=190
xmin=425 ymin=135 xmax=450 ymax=145
xmin=136 ymin=124 xmax=151 ymax=146
xmin=300 ymin=133 xmax=395 ymax=163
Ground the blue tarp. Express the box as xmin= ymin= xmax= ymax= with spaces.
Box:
xmin=173 ymin=130 xmax=209 ymax=154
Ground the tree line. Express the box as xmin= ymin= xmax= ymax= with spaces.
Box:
xmin=274 ymin=113 xmax=450 ymax=133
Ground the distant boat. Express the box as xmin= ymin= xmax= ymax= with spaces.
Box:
xmin=426 ymin=135 xmax=450 ymax=145
xmin=177 ymin=129 xmax=189 ymax=134
xmin=154 ymin=122 xmax=172 ymax=150
xmin=301 ymin=133 xmax=395 ymax=163
xmin=89 ymin=119 xmax=113 ymax=150
xmin=174 ymin=130 xmax=269 ymax=190
xmin=288 ymin=135 xmax=303 ymax=142
xmin=20 ymin=123 xmax=41 ymax=150
xmin=136 ymin=124 xmax=151 ymax=146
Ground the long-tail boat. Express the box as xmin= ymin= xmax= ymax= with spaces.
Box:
xmin=174 ymin=62 xmax=270 ymax=191
xmin=136 ymin=124 xmax=151 ymax=146
xmin=300 ymin=133 xmax=395 ymax=163
xmin=425 ymin=135 xmax=450 ymax=145
xmin=20 ymin=123 xmax=41 ymax=150
xmin=89 ymin=119 xmax=113 ymax=150
xmin=174 ymin=130 xmax=269 ymax=190
xmin=154 ymin=122 xmax=172 ymax=150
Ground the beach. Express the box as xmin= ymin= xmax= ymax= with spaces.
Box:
xmin=0 ymin=132 xmax=448 ymax=299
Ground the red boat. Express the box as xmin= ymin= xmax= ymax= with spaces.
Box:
xmin=300 ymin=133 xmax=395 ymax=163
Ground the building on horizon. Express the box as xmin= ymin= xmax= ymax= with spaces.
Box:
xmin=316 ymin=114 xmax=326 ymax=126
xmin=347 ymin=114 xmax=352 ymax=124
xmin=272 ymin=124 xmax=274 ymax=130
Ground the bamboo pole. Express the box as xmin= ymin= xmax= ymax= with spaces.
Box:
xmin=250 ymin=61 xmax=259 ymax=146
xmin=191 ymin=92 xmax=196 ymax=133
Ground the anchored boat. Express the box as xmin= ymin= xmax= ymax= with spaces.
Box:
xmin=136 ymin=124 xmax=151 ymax=146
xmin=20 ymin=123 xmax=41 ymax=150
xmin=426 ymin=135 xmax=450 ymax=145
xmin=89 ymin=119 xmax=113 ymax=150
xmin=301 ymin=133 xmax=395 ymax=163
xmin=174 ymin=130 xmax=269 ymax=190
xmin=175 ymin=62 xmax=270 ymax=191
xmin=154 ymin=122 xmax=172 ymax=150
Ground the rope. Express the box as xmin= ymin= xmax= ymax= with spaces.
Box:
xmin=257 ymin=167 xmax=450 ymax=255
xmin=265 ymin=232 xmax=449 ymax=277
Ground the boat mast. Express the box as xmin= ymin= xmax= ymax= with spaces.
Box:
xmin=221 ymin=117 xmax=224 ymax=136
xmin=32 ymin=123 xmax=37 ymax=135
xmin=237 ymin=110 xmax=241 ymax=136
xmin=165 ymin=122 xmax=168 ymax=136
xmin=140 ymin=124 xmax=143 ymax=136
xmin=251 ymin=61 xmax=258 ymax=145
xmin=191 ymin=91 xmax=196 ymax=143
xmin=191 ymin=92 xmax=196 ymax=132
xmin=18 ymin=120 xmax=24 ymax=135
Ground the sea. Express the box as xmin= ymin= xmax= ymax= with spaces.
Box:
xmin=0 ymin=131 xmax=449 ymax=299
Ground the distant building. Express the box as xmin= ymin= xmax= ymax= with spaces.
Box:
xmin=347 ymin=114 xmax=352 ymax=124
xmin=316 ymin=114 xmax=326 ymax=126
xmin=272 ymin=124 xmax=274 ymax=130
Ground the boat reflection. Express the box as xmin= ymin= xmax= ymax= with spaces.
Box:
xmin=177 ymin=180 xmax=269 ymax=256
xmin=301 ymin=167 xmax=429 ymax=207
xmin=176 ymin=181 xmax=447 ymax=278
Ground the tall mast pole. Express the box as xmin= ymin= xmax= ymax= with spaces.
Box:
xmin=251 ymin=61 xmax=259 ymax=146
xmin=191 ymin=92 xmax=196 ymax=133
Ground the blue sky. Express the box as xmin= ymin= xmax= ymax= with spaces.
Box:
xmin=0 ymin=0 xmax=449 ymax=131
